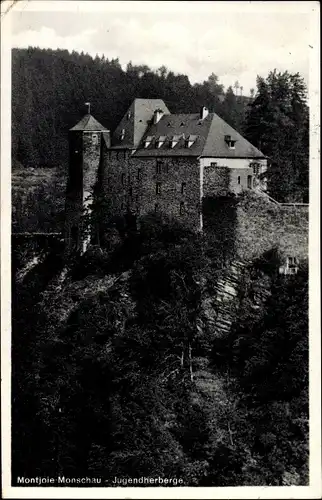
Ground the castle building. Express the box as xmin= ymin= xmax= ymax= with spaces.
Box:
xmin=65 ymin=98 xmax=268 ymax=251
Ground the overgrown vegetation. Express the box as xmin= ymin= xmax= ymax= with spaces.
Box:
xmin=244 ymin=70 xmax=309 ymax=203
xmin=12 ymin=217 xmax=308 ymax=486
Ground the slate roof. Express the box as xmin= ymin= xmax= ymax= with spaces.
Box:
xmin=133 ymin=112 xmax=265 ymax=158
xmin=111 ymin=98 xmax=170 ymax=148
xmin=70 ymin=114 xmax=107 ymax=131
xmin=202 ymin=113 xmax=264 ymax=158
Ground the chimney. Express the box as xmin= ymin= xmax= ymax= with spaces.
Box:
xmin=200 ymin=106 xmax=209 ymax=120
xmin=153 ymin=108 xmax=164 ymax=124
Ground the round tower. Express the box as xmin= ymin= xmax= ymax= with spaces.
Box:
xmin=65 ymin=108 xmax=110 ymax=253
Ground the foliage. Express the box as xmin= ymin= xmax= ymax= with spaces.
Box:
xmin=244 ymin=70 xmax=309 ymax=202
xmin=12 ymin=216 xmax=308 ymax=486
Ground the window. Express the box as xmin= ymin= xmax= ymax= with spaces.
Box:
xmin=210 ymin=162 xmax=218 ymax=167
xmin=155 ymin=203 xmax=160 ymax=213
xmin=237 ymin=176 xmax=241 ymax=185
xmin=92 ymin=134 xmax=98 ymax=145
xmin=225 ymin=135 xmax=236 ymax=149
xmin=247 ymin=175 xmax=252 ymax=189
xmin=180 ymin=202 xmax=185 ymax=215
xmin=287 ymin=256 xmax=298 ymax=267
xmin=156 ymin=160 xmax=163 ymax=174
xmin=181 ymin=182 xmax=186 ymax=195
xmin=136 ymin=194 xmax=139 ymax=203
xmin=127 ymin=111 xmax=131 ymax=119
xmin=156 ymin=182 xmax=161 ymax=195
xmin=251 ymin=162 xmax=261 ymax=175
xmin=121 ymin=203 xmax=124 ymax=210
xmin=137 ymin=168 xmax=142 ymax=181
xmin=129 ymin=187 xmax=133 ymax=197
xmin=120 ymin=129 xmax=125 ymax=141
xmin=121 ymin=173 xmax=125 ymax=185
xmin=279 ymin=256 xmax=299 ymax=275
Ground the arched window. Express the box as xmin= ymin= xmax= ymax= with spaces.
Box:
xmin=92 ymin=134 xmax=98 ymax=145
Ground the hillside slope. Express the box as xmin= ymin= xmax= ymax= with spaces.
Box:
xmin=12 ymin=217 xmax=309 ymax=486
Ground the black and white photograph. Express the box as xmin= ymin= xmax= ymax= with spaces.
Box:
xmin=1 ymin=1 xmax=321 ymax=498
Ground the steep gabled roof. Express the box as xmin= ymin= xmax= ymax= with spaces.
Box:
xmin=133 ymin=112 xmax=265 ymax=158
xmin=202 ymin=113 xmax=264 ymax=158
xmin=111 ymin=98 xmax=170 ymax=148
xmin=70 ymin=114 xmax=107 ymax=131
xmin=133 ymin=113 xmax=212 ymax=157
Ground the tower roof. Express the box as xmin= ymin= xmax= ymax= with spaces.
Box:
xmin=70 ymin=114 xmax=107 ymax=131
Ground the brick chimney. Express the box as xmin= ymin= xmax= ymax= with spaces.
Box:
xmin=153 ymin=108 xmax=164 ymax=124
xmin=200 ymin=106 xmax=209 ymax=120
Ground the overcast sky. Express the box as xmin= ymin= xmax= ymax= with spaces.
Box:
xmin=10 ymin=1 xmax=313 ymax=94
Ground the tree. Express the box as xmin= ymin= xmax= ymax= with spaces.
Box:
xmin=244 ymin=70 xmax=309 ymax=202
xmin=206 ymin=72 xmax=224 ymax=97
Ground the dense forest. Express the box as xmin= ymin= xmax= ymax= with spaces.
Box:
xmin=12 ymin=212 xmax=308 ymax=486
xmin=12 ymin=47 xmax=309 ymax=206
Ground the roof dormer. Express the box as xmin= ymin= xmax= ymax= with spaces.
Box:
xmin=153 ymin=108 xmax=164 ymax=124
xmin=225 ymin=134 xmax=237 ymax=149
xmin=156 ymin=135 xmax=166 ymax=148
xmin=185 ymin=134 xmax=197 ymax=148
xmin=200 ymin=106 xmax=209 ymax=120
xmin=144 ymin=135 xmax=154 ymax=148
xmin=170 ymin=135 xmax=181 ymax=148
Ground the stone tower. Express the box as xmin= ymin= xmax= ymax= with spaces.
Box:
xmin=65 ymin=110 xmax=110 ymax=253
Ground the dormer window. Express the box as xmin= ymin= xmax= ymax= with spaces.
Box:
xmin=171 ymin=135 xmax=181 ymax=148
xmin=156 ymin=135 xmax=166 ymax=148
xmin=225 ymin=135 xmax=236 ymax=149
xmin=120 ymin=129 xmax=125 ymax=141
xmin=127 ymin=111 xmax=131 ymax=119
xmin=144 ymin=136 xmax=154 ymax=148
xmin=185 ymin=135 xmax=197 ymax=148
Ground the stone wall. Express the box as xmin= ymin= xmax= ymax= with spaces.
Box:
xmin=100 ymin=149 xmax=129 ymax=216
xmin=235 ymin=192 xmax=308 ymax=262
xmin=203 ymin=165 xmax=257 ymax=196
xmin=203 ymin=191 xmax=308 ymax=265
xmin=65 ymin=130 xmax=107 ymax=251
xmin=82 ymin=131 xmax=103 ymax=206
xmin=101 ymin=149 xmax=201 ymax=230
